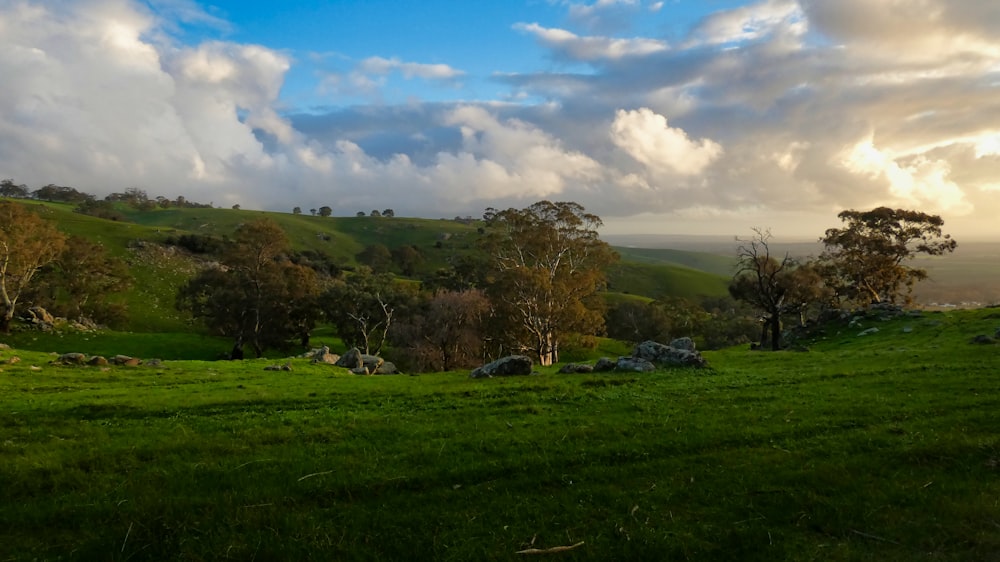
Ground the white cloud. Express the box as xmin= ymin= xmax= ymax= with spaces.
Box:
xmin=610 ymin=108 xmax=722 ymax=177
xmin=514 ymin=23 xmax=668 ymax=61
xmin=358 ymin=56 xmax=464 ymax=80
xmin=687 ymin=0 xmax=804 ymax=46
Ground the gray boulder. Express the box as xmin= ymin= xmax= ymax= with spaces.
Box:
xmin=335 ymin=348 xmax=363 ymax=369
xmin=470 ymin=355 xmax=533 ymax=378
xmin=593 ymin=357 xmax=617 ymax=372
xmin=633 ymin=340 xmax=708 ymax=368
xmin=615 ymin=357 xmax=656 ymax=372
xmin=361 ymin=354 xmax=384 ymax=372
xmin=373 ymin=361 xmax=400 ymax=375
xmin=558 ymin=363 xmax=594 ymax=374
xmin=350 ymin=366 xmax=369 ymax=375
xmin=56 ymin=352 xmax=86 ymax=365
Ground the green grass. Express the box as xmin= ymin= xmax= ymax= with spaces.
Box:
xmin=613 ymin=246 xmax=737 ymax=277
xmin=2 ymin=308 xmax=999 ymax=560
xmin=606 ymin=260 xmax=729 ymax=300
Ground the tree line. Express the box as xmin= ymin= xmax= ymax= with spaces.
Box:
xmin=0 ymin=185 xmax=959 ymax=367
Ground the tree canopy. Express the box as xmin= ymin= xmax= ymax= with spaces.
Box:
xmin=819 ymin=207 xmax=956 ymax=305
xmin=479 ymin=200 xmax=617 ymax=365
xmin=177 ymin=219 xmax=321 ymax=358
xmin=0 ymin=201 xmax=67 ymax=332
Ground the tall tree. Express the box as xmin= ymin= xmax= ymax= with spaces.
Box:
xmin=177 ymin=219 xmax=321 ymax=358
xmin=0 ymin=179 xmax=29 ymax=198
xmin=318 ymin=206 xmax=332 ymax=217
xmin=0 ymin=201 xmax=67 ymax=332
xmin=819 ymin=207 xmax=956 ymax=305
xmin=479 ymin=201 xmax=617 ymax=365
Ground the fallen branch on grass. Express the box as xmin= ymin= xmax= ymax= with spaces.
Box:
xmin=516 ymin=541 xmax=585 ymax=555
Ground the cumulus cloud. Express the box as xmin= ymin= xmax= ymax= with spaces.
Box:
xmin=610 ymin=108 xmax=722 ymax=177
xmin=2 ymin=0 xmax=1000 ymax=238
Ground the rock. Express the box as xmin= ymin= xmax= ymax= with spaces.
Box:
xmin=335 ymin=348 xmax=363 ymax=369
xmin=6 ymin=356 xmax=21 ymax=364
xmin=264 ymin=363 xmax=293 ymax=371
xmin=27 ymin=306 xmax=55 ymax=325
xmin=361 ymin=354 xmax=384 ymax=372
xmin=593 ymin=357 xmax=617 ymax=372
xmin=858 ymin=327 xmax=880 ymax=336
xmin=121 ymin=357 xmax=142 ymax=367
xmin=558 ymin=363 xmax=594 ymax=374
xmin=633 ymin=340 xmax=708 ymax=368
xmin=0 ymin=343 xmax=9 ymax=350
xmin=669 ymin=337 xmax=696 ymax=352
xmin=87 ymin=356 xmax=109 ymax=366
xmin=615 ymin=357 xmax=656 ymax=372
xmin=56 ymin=352 xmax=87 ymax=365
xmin=350 ymin=366 xmax=369 ymax=375
xmin=310 ymin=346 xmax=340 ymax=365
xmin=146 ymin=359 xmax=163 ymax=367
xmin=971 ymin=334 xmax=995 ymax=345
xmin=373 ymin=361 xmax=399 ymax=375
xmin=902 ymin=326 xmax=913 ymax=333
xmin=112 ymin=355 xmax=134 ymax=365
xmin=470 ymin=355 xmax=533 ymax=378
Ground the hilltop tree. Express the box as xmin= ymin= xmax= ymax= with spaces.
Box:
xmin=318 ymin=206 xmax=332 ymax=217
xmin=0 ymin=201 xmax=67 ymax=332
xmin=177 ymin=219 xmax=321 ymax=358
xmin=32 ymin=184 xmax=92 ymax=203
xmin=0 ymin=179 xmax=29 ymax=198
xmin=382 ymin=208 xmax=395 ymax=218
xmin=819 ymin=207 xmax=956 ymax=305
xmin=480 ymin=201 xmax=618 ymax=365
xmin=292 ymin=206 xmax=302 ymax=215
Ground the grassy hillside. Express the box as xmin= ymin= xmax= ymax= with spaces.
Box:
xmin=10 ymin=202 xmax=732 ymax=337
xmin=612 ymin=246 xmax=736 ymax=277
xmin=1 ymin=307 xmax=998 ymax=560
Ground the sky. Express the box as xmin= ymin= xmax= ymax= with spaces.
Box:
xmin=2 ymin=0 xmax=999 ymax=239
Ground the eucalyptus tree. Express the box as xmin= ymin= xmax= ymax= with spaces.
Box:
xmin=479 ymin=200 xmax=618 ymax=365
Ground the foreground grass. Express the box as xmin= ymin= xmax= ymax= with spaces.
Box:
xmin=2 ymin=309 xmax=999 ymax=560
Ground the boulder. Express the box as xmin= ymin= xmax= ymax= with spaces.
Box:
xmin=264 ymin=362 xmax=293 ymax=371
xmin=633 ymin=340 xmax=708 ymax=368
xmin=26 ymin=306 xmax=55 ymax=325
xmin=350 ymin=366 xmax=369 ymax=375
xmin=310 ymin=346 xmax=340 ymax=365
xmin=335 ymin=348 xmax=363 ymax=369
xmin=56 ymin=352 xmax=87 ymax=365
xmin=361 ymin=354 xmax=384 ymax=372
xmin=87 ymin=356 xmax=109 ymax=366
xmin=373 ymin=361 xmax=400 ymax=375
xmin=593 ymin=357 xmax=617 ymax=372
xmin=112 ymin=355 xmax=134 ymax=365
xmin=858 ymin=327 xmax=880 ymax=336
xmin=558 ymin=363 xmax=594 ymax=374
xmin=470 ymin=355 xmax=533 ymax=378
xmin=615 ymin=357 xmax=656 ymax=372
xmin=971 ymin=334 xmax=995 ymax=345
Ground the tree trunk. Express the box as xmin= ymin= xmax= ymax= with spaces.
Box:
xmin=0 ymin=311 xmax=10 ymax=334
xmin=769 ymin=315 xmax=781 ymax=351
xmin=230 ymin=341 xmax=245 ymax=360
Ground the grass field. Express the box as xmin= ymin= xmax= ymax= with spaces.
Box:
xmin=2 ymin=308 xmax=999 ymax=560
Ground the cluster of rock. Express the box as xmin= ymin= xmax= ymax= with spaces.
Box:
xmin=560 ymin=338 xmax=708 ymax=374
xmin=51 ymin=353 xmax=149 ymax=367
xmin=304 ymin=346 xmax=400 ymax=375
xmin=20 ymin=307 xmax=99 ymax=333
xmin=469 ymin=338 xmax=708 ymax=378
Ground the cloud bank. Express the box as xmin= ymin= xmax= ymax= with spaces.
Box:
xmin=1 ymin=0 xmax=999 ymax=237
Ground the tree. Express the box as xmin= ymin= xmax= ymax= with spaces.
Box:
xmin=322 ymin=271 xmax=418 ymax=355
xmin=177 ymin=219 xmax=321 ymax=358
xmin=356 ymin=243 xmax=392 ymax=273
xmin=479 ymin=201 xmax=617 ymax=365
xmin=310 ymin=208 xmax=317 ymax=216
xmin=391 ymin=245 xmax=424 ymax=276
xmin=356 ymin=211 xmax=366 ymax=217
xmin=819 ymin=207 xmax=957 ymax=305
xmin=391 ymin=289 xmax=490 ymax=372
xmin=318 ymin=206 xmax=332 ymax=217
xmin=370 ymin=209 xmax=381 ymax=217
xmin=0 ymin=179 xmax=29 ymax=198
xmin=27 ymin=236 xmax=132 ymax=327
xmin=232 ymin=204 xmax=241 ymax=210
xmin=0 ymin=201 xmax=67 ymax=331
xmin=382 ymin=208 xmax=395 ymax=218
xmin=32 ymin=184 xmax=92 ymax=203
xmin=729 ymin=228 xmax=822 ymax=351
xmin=292 ymin=206 xmax=302 ymax=215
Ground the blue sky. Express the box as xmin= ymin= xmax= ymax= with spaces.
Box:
xmin=2 ymin=0 xmax=1000 ymax=238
